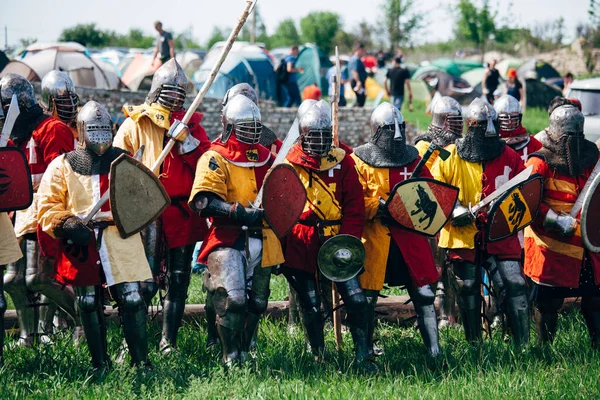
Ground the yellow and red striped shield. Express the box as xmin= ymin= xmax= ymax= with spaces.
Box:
xmin=387 ymin=178 xmax=459 ymax=236
xmin=0 ymin=147 xmax=33 ymax=212
xmin=485 ymin=175 xmax=543 ymax=242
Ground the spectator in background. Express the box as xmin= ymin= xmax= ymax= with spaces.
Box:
xmin=482 ymin=59 xmax=500 ymax=104
xmin=152 ymin=21 xmax=175 ymax=65
xmin=326 ymin=56 xmax=349 ymax=106
xmin=303 ymin=83 xmax=321 ymax=101
xmin=376 ymin=51 xmax=386 ymax=69
xmin=349 ymin=43 xmax=367 ymax=107
xmin=384 ymin=57 xmax=412 ymax=111
xmin=563 ymin=72 xmax=574 ymax=96
xmin=506 ymin=68 xmax=524 ymax=107
xmin=284 ymin=45 xmax=304 ymax=107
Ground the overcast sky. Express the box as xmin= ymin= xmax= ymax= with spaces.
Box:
xmin=0 ymin=0 xmax=592 ymax=49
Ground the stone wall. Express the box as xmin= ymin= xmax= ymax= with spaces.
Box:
xmin=33 ymin=85 xmax=418 ymax=146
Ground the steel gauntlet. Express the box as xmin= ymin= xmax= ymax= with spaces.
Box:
xmin=167 ymin=120 xmax=201 ymax=155
xmin=543 ymin=209 xmax=577 ymax=237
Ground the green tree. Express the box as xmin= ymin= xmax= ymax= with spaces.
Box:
xmin=269 ymin=19 xmax=301 ymax=48
xmin=300 ymin=12 xmax=341 ymax=54
xmin=59 ymin=23 xmax=113 ymax=47
xmin=113 ymin=28 xmax=155 ymax=48
xmin=333 ymin=29 xmax=356 ymax=54
xmin=455 ymin=0 xmax=496 ymax=62
xmin=206 ymin=27 xmax=226 ymax=50
xmin=380 ymin=0 xmax=424 ymax=51
xmin=19 ymin=38 xmax=37 ymax=48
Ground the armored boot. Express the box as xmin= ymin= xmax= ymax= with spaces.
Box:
xmin=113 ymin=283 xmax=149 ymax=366
xmin=451 ymin=262 xmax=482 ymax=342
xmin=581 ymin=296 xmax=600 ymax=349
xmin=496 ymin=260 xmax=529 ymax=346
xmin=363 ymin=290 xmax=381 ymax=357
xmin=300 ymin=307 xmax=325 ymax=359
xmin=205 ymin=291 xmax=220 ymax=349
xmin=159 ymin=245 xmax=193 ymax=353
xmin=75 ymin=286 xmax=108 ymax=369
xmin=0 ymin=266 xmax=6 ymax=365
xmin=409 ymin=284 xmax=441 ymax=357
xmin=533 ymin=298 xmax=563 ymax=344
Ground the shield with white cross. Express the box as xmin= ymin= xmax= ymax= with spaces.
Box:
xmin=385 ymin=177 xmax=459 ymax=236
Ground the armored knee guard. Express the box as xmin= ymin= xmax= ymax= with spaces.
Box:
xmin=451 ymin=262 xmax=481 ymax=342
xmin=410 ymin=283 xmax=441 ymax=356
xmin=5 ymin=238 xmax=35 ymax=345
xmin=534 ymin=297 xmax=563 ymax=344
xmin=581 ymin=296 xmax=600 ymax=349
xmin=112 ymin=282 xmax=148 ymax=365
xmin=336 ymin=278 xmax=371 ymax=363
xmin=75 ymin=286 xmax=107 ymax=368
xmin=497 ymin=260 xmax=529 ymax=346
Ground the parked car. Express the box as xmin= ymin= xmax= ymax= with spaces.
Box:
xmin=566 ymin=78 xmax=600 ymax=143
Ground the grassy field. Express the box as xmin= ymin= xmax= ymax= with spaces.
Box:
xmin=2 ymin=274 xmax=600 ymax=399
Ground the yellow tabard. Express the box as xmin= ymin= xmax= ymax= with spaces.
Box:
xmin=415 ymin=140 xmax=443 ymax=171
xmin=188 ymin=150 xmax=284 ymax=267
xmin=0 ymin=212 xmax=22 ymax=265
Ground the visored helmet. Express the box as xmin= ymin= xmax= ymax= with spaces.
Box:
xmin=299 ymin=105 xmax=332 ymax=157
xmin=221 ymin=95 xmax=262 ymax=145
xmin=297 ymin=99 xmax=318 ymax=120
xmin=430 ymin=96 xmax=463 ymax=135
xmin=494 ymin=94 xmax=522 ymax=132
xmin=40 ymin=70 xmax=79 ymax=124
xmin=0 ymin=73 xmax=36 ymax=112
xmin=222 ymin=83 xmax=258 ymax=108
xmin=77 ymin=101 xmax=113 ymax=156
xmin=147 ymin=59 xmax=188 ymax=111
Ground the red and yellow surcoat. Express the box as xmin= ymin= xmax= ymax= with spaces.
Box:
xmin=188 ymin=137 xmax=284 ymax=268
xmin=500 ymin=126 xmax=543 ymax=164
xmin=282 ymin=144 xmax=365 ymax=274
xmin=115 ymin=103 xmax=211 ymax=249
xmin=524 ymin=156 xmax=600 ymax=288
xmin=352 ymin=155 xmax=439 ymax=290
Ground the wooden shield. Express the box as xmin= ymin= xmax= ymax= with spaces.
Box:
xmin=386 ymin=178 xmax=459 ymax=236
xmin=0 ymin=147 xmax=33 ymax=212
xmin=581 ymin=173 xmax=600 ymax=253
xmin=110 ymin=154 xmax=170 ymax=239
xmin=262 ymin=164 xmax=307 ymax=238
xmin=485 ymin=175 xmax=543 ymax=242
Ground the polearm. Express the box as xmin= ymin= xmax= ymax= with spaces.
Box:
xmin=150 ymin=0 xmax=257 ymax=175
xmin=330 ymin=46 xmax=343 ymax=350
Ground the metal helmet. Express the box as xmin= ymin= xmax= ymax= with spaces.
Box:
xmin=494 ymin=94 xmax=522 ymax=132
xmin=299 ymin=105 xmax=332 ymax=157
xmin=40 ymin=70 xmax=79 ymax=124
xmin=222 ymin=83 xmax=258 ymax=108
xmin=465 ymin=98 xmax=499 ymax=138
xmin=147 ymin=59 xmax=188 ymax=111
xmin=430 ymin=96 xmax=463 ymax=135
xmin=77 ymin=101 xmax=113 ymax=156
xmin=221 ymin=95 xmax=262 ymax=145
xmin=548 ymin=105 xmax=584 ymax=140
xmin=315 ymin=99 xmax=332 ymax=118
xmin=297 ymin=99 xmax=318 ymax=120
xmin=0 ymin=73 xmax=36 ymax=112
xmin=369 ymin=102 xmax=405 ymax=142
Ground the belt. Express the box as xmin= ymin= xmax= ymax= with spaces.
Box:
xmin=90 ymin=220 xmax=115 ymax=250
xmin=298 ymin=219 xmax=341 ymax=227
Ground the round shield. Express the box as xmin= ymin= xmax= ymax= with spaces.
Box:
xmin=0 ymin=147 xmax=33 ymax=212
xmin=317 ymin=234 xmax=365 ymax=282
xmin=581 ymin=173 xmax=600 ymax=253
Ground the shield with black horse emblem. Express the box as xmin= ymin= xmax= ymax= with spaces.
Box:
xmin=485 ymin=174 xmax=543 ymax=242
xmin=0 ymin=147 xmax=33 ymax=212
xmin=386 ymin=178 xmax=459 ymax=236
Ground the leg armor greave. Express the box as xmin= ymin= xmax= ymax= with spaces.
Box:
xmin=408 ymin=283 xmax=441 ymax=356
xmin=112 ymin=282 xmax=149 ymax=365
xmin=75 ymin=285 xmax=107 ymax=368
xmin=160 ymin=245 xmax=193 ymax=352
xmin=534 ymin=297 xmax=563 ymax=344
xmin=450 ymin=261 xmax=482 ymax=342
xmin=336 ymin=277 xmax=371 ymax=363
xmin=204 ymin=276 xmax=220 ymax=349
xmin=496 ymin=260 xmax=529 ymax=346
xmin=581 ymin=296 xmax=600 ymax=349
xmin=439 ymin=264 xmax=458 ymax=328
xmin=139 ymin=220 xmax=162 ymax=305
xmin=244 ymin=265 xmax=272 ymax=353
xmin=0 ymin=265 xmax=6 ymax=364
xmin=4 ymin=238 xmax=35 ymax=345
xmin=363 ymin=289 xmax=379 ymax=358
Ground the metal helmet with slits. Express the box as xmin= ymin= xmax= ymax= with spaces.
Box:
xmin=146 ymin=59 xmax=188 ymax=111
xmin=40 ymin=70 xmax=79 ymax=124
xmin=299 ymin=105 xmax=333 ymax=157
xmin=369 ymin=101 xmax=405 ymax=143
xmin=221 ymin=95 xmax=262 ymax=144
xmin=0 ymin=73 xmax=37 ymax=112
xmin=430 ymin=96 xmax=463 ymax=135
xmin=77 ymin=101 xmax=113 ymax=156
xmin=494 ymin=94 xmax=521 ymax=132
xmin=465 ymin=98 xmax=499 ymax=138
xmin=222 ymin=83 xmax=258 ymax=108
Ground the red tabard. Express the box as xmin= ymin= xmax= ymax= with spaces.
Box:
xmin=500 ymin=125 xmax=543 ymax=164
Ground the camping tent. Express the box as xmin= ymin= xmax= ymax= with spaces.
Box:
xmin=120 ymin=53 xmax=159 ymax=92
xmin=0 ymin=51 xmax=9 ymax=73
xmin=176 ymin=50 xmax=206 ymax=79
xmin=518 ymin=58 xmax=561 ymax=86
xmin=1 ymin=42 xmax=120 ymax=89
xmin=413 ymin=58 xmax=483 ymax=78
xmin=413 ymin=69 xmax=479 ymax=104
xmin=295 ymin=43 xmax=333 ymax=95
xmin=496 ymin=58 xmax=524 ymax=79
xmin=192 ymin=42 xmax=277 ymax=101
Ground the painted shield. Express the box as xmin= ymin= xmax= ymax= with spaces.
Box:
xmin=0 ymin=147 xmax=33 ymax=212
xmin=386 ymin=178 xmax=459 ymax=236
xmin=317 ymin=234 xmax=365 ymax=282
xmin=110 ymin=154 xmax=170 ymax=239
xmin=581 ymin=172 xmax=600 ymax=253
xmin=262 ymin=164 xmax=307 ymax=238
xmin=485 ymin=175 xmax=543 ymax=242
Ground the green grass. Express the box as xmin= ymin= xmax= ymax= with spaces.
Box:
xmin=2 ymin=273 xmax=600 ymax=399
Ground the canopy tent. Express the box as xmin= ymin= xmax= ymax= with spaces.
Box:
xmin=1 ymin=44 xmax=121 ymax=90
xmin=192 ymin=42 xmax=277 ymax=102
xmin=295 ymin=43 xmax=333 ymax=95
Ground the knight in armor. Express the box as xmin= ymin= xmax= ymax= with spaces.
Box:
xmin=40 ymin=70 xmax=80 ymax=141
xmin=280 ymin=104 xmax=376 ymax=371
xmin=352 ymin=102 xmax=441 ymax=357
xmin=1 ymin=73 xmax=80 ymax=346
xmin=188 ymin=95 xmax=283 ymax=365
xmin=431 ymin=98 xmax=530 ymax=345
xmin=494 ymin=94 xmax=542 ymax=163
xmin=114 ymin=59 xmax=210 ymax=353
xmin=36 ymin=101 xmax=152 ymax=369
xmin=414 ymin=96 xmax=463 ymax=329
xmin=523 ymin=105 xmax=600 ymax=347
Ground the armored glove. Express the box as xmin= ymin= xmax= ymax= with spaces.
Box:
xmin=229 ymin=202 xmax=264 ymax=226
xmin=61 ymin=216 xmax=94 ymax=245
xmin=375 ymin=199 xmax=392 ymax=225
xmin=543 ymin=209 xmax=577 ymax=237
xmin=167 ymin=119 xmax=201 ymax=155
xmin=451 ymin=201 xmax=474 ymax=227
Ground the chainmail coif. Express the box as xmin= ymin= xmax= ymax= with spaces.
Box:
xmin=532 ymin=135 xmax=599 ymax=177
xmin=414 ymin=125 xmax=462 ymax=148
xmin=65 ymin=147 xmax=129 ymax=176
